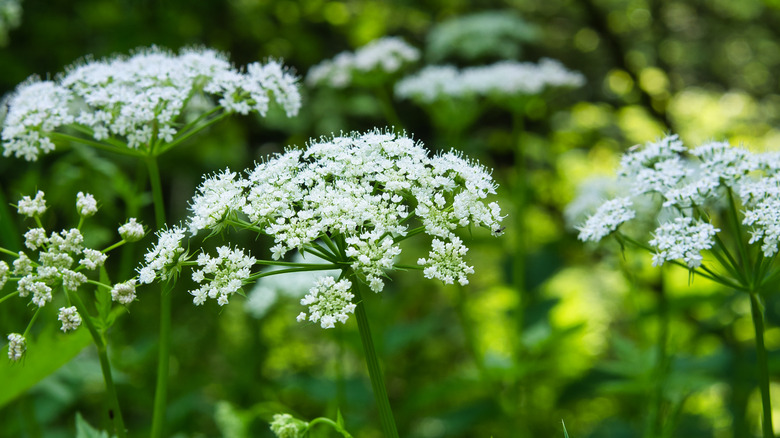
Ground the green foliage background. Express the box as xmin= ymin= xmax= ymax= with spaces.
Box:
xmin=2 ymin=0 xmax=780 ymax=437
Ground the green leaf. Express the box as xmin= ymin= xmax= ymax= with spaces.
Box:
xmin=75 ymin=412 xmax=113 ymax=438
xmin=0 ymin=326 xmax=92 ymax=408
xmin=336 ymin=409 xmax=345 ymax=427
xmin=562 ymin=419 xmax=570 ymax=438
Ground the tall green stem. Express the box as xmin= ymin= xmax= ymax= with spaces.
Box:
xmin=145 ymin=156 xmax=166 ymax=229
xmin=69 ymin=290 xmax=127 ymax=438
xmin=351 ymin=278 xmax=399 ymax=438
xmin=750 ymin=292 xmax=774 ymax=438
xmin=146 ymin=154 xmax=171 ymax=438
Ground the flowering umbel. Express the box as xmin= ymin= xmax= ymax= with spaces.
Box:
xmin=1 ymin=191 xmax=142 ymax=359
xmin=140 ymin=129 xmax=504 ymax=327
xmin=575 ymin=134 xmax=780 ymax=289
xmin=1 ymin=46 xmax=301 ymax=160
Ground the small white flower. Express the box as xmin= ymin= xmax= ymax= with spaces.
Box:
xmin=7 ymin=333 xmax=26 ymax=361
xmin=0 ymin=261 xmax=8 ymax=289
xmin=137 ymin=225 xmax=187 ymax=284
xmin=189 ymin=246 xmax=255 ymax=306
xmin=111 ymin=279 xmax=137 ymax=305
xmin=17 ymin=191 xmax=47 ymax=217
xmin=298 ymin=276 xmax=356 ymax=329
xmin=649 ymin=217 xmax=720 ymax=268
xmin=577 ymin=197 xmax=635 ymax=242
xmin=76 ymin=192 xmax=98 ymax=217
xmin=417 ymin=237 xmax=475 ymax=286
xmin=57 ymin=306 xmax=82 ymax=332
xmin=80 ymin=248 xmax=107 ymax=270
xmin=24 ymin=227 xmax=48 ymax=250
xmin=118 ymin=218 xmax=145 ymax=242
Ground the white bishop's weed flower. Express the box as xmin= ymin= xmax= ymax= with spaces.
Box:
xmin=395 ymin=58 xmax=584 ymax=105
xmin=141 ymin=130 xmax=504 ymax=329
xmin=575 ymin=134 xmax=780 ymax=293
xmin=1 ymin=191 xmax=144 ymax=361
xmin=306 ymin=36 xmax=420 ymax=88
xmin=1 ymin=46 xmax=301 ymax=160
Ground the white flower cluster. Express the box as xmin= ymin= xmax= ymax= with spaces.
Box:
xmin=395 ymin=59 xmax=584 ymax=104
xmin=576 ymin=197 xmax=635 ymax=242
xmin=296 ymin=276 xmax=356 ymax=329
xmin=576 ymin=134 xmax=780 ymax=270
xmin=180 ymin=130 xmax=504 ymax=326
xmin=188 ymin=130 xmax=503 ymax=293
xmin=57 ymin=306 xmax=82 ymax=332
xmin=137 ymin=225 xmax=187 ymax=284
xmin=426 ymin=11 xmax=537 ymax=62
xmin=76 ymin=191 xmax=98 ymax=217
xmin=7 ymin=333 xmax=25 ymax=361
xmin=8 ymin=192 xmax=116 ymax=308
xmin=190 ymin=246 xmax=255 ymax=306
xmin=269 ymin=413 xmax=308 ymax=438
xmin=111 ymin=279 xmax=137 ymax=305
xmin=118 ymin=217 xmax=145 ymax=242
xmin=306 ymin=36 xmax=420 ymax=88
xmin=2 ymin=46 xmax=301 ymax=160
xmin=649 ymin=217 xmax=720 ymax=268
xmin=17 ymin=190 xmax=47 ymax=217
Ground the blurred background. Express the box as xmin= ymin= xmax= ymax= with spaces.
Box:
xmin=2 ymin=0 xmax=780 ymax=437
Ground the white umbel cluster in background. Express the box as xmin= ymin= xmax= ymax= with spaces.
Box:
xmin=395 ymin=58 xmax=585 ymax=104
xmin=306 ymin=36 xmax=420 ymax=88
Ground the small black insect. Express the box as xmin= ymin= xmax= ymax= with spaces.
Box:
xmin=109 ymin=409 xmax=114 ymax=420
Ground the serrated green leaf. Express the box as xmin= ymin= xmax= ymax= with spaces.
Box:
xmin=75 ymin=412 xmax=112 ymax=438
xmin=0 ymin=326 xmax=91 ymax=408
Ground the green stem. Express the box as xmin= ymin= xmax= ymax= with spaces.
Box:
xmin=156 ymin=111 xmax=230 ymax=155
xmin=750 ymin=292 xmax=774 ymax=438
xmin=146 ymin=153 xmax=171 ymax=438
xmin=351 ymin=277 xmax=399 ymax=438
xmin=308 ymin=417 xmax=355 ymax=438
xmin=150 ymin=282 xmax=172 ymax=438
xmin=68 ymin=290 xmax=127 ymax=438
xmin=144 ymin=156 xmax=167 ymax=229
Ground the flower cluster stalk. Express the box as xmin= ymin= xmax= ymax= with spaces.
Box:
xmin=351 ymin=277 xmax=399 ymax=438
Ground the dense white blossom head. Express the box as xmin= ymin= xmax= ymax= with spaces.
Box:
xmin=396 ymin=59 xmax=584 ymax=104
xmin=182 ymin=129 xmax=504 ymax=326
xmin=17 ymin=190 xmax=47 ymax=217
xmin=76 ymin=192 xmax=98 ymax=217
xmin=2 ymin=46 xmax=301 ymax=159
xmin=188 ymin=129 xmax=503 ymax=295
xmin=297 ymin=276 xmax=356 ymax=329
xmin=306 ymin=37 xmax=420 ymax=88
xmin=118 ymin=218 xmax=145 ymax=242
xmin=137 ymin=225 xmax=187 ymax=284
xmin=57 ymin=306 xmax=82 ymax=332
xmin=189 ymin=246 xmax=255 ymax=306
xmin=7 ymin=333 xmax=25 ymax=361
xmin=111 ymin=279 xmax=137 ymax=305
